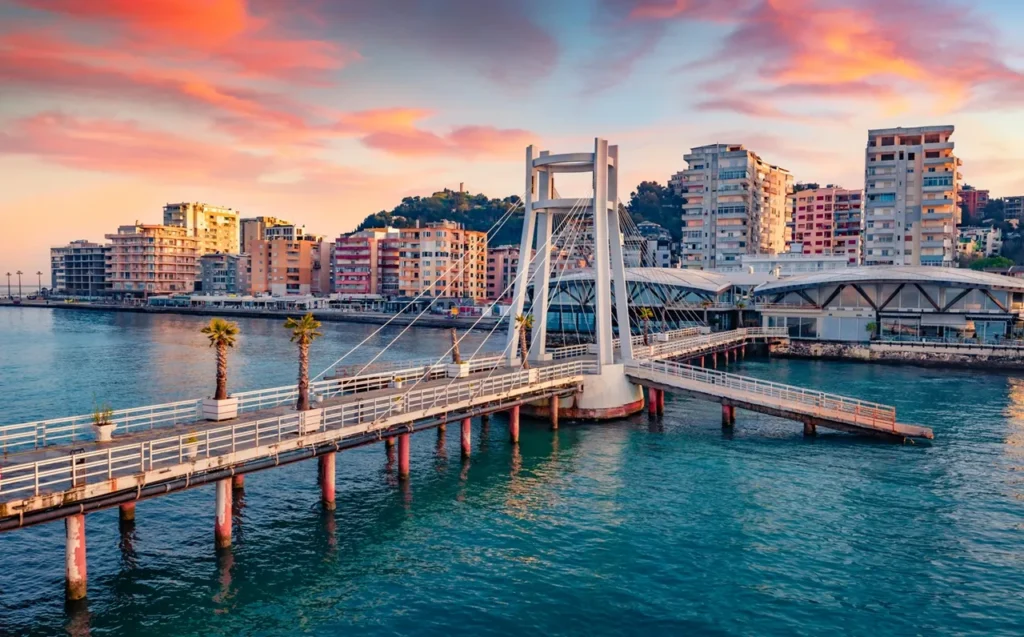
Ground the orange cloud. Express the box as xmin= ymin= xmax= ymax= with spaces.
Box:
xmin=11 ymin=0 xmax=356 ymax=82
xmin=619 ymin=0 xmax=1024 ymax=117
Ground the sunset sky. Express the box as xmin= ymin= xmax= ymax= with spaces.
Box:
xmin=2 ymin=0 xmax=1024 ymax=278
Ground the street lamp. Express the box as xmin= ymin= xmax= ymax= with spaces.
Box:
xmin=16 ymin=270 xmax=23 ymax=298
xmin=36 ymin=271 xmax=43 ymax=296
xmin=5 ymin=272 xmax=9 ymax=299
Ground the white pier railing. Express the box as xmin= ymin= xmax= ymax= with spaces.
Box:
xmin=0 ymin=360 xmax=595 ymax=499
xmin=626 ymin=358 xmax=896 ymax=428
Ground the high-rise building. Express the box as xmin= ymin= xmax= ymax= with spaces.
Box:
xmin=249 ymin=238 xmax=322 ymax=296
xmin=679 ymin=144 xmax=792 ymax=270
xmin=333 ymin=228 xmax=399 ymax=296
xmin=399 ymin=221 xmax=487 ymax=299
xmin=789 ymin=186 xmax=863 ymax=265
xmin=105 ymin=224 xmax=198 ymax=296
xmin=199 ymin=253 xmax=247 ymax=295
xmin=636 ymin=221 xmax=672 ymax=268
xmin=864 ymin=125 xmax=961 ymax=266
xmin=163 ymin=202 xmax=239 ymax=256
xmin=959 ymin=185 xmax=990 ymax=220
xmin=50 ymin=240 xmax=108 ymax=296
xmin=1006 ymin=196 xmax=1024 ymax=220
xmin=240 ymin=216 xmax=292 ymax=253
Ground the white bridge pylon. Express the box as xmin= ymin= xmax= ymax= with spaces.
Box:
xmin=506 ymin=138 xmax=634 ymax=370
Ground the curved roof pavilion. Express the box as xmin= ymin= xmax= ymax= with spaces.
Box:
xmin=552 ymin=267 xmax=776 ymax=296
xmin=754 ymin=266 xmax=1024 ymax=295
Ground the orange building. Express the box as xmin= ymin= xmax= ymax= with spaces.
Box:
xmin=249 ymin=238 xmax=321 ymax=296
xmin=399 ymin=221 xmax=487 ymax=299
xmin=105 ymin=224 xmax=198 ymax=297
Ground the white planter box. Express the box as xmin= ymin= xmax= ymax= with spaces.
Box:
xmin=202 ymin=397 xmax=239 ymax=422
xmin=447 ymin=363 xmax=471 ymax=378
xmin=299 ymin=408 xmax=324 ymax=435
xmin=587 ymin=343 xmax=600 ymax=354
xmin=655 ymin=333 xmax=671 ymax=343
xmin=390 ymin=379 xmax=405 ymax=389
xmin=184 ymin=442 xmax=199 ymax=460
xmin=94 ymin=422 xmax=116 ymax=442
xmin=527 ymin=368 xmax=539 ymax=384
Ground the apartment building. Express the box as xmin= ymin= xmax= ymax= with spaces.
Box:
xmin=199 ymin=253 xmax=247 ymax=295
xmin=333 ymin=228 xmax=399 ymax=296
xmin=637 ymin=221 xmax=672 ymax=268
xmin=249 ymin=238 xmax=322 ymax=296
xmin=105 ymin=224 xmax=198 ymax=296
xmin=789 ymin=186 xmax=863 ymax=265
xmin=959 ymin=185 xmax=989 ymax=220
xmin=863 ymin=125 xmax=961 ymax=266
xmin=50 ymin=240 xmax=108 ymax=296
xmin=240 ymin=216 xmax=292 ymax=253
xmin=399 ymin=221 xmax=487 ymax=299
xmin=163 ymin=202 xmax=239 ymax=256
xmin=1005 ymin=196 xmax=1024 ymax=220
xmin=679 ymin=144 xmax=792 ymax=270
xmin=265 ymin=224 xmax=309 ymax=242
xmin=958 ymin=226 xmax=1003 ymax=258
xmin=487 ymin=245 xmax=520 ymax=300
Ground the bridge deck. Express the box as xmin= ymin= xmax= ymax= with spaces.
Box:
xmin=0 ymin=358 xmax=591 ymax=521
xmin=627 ymin=359 xmax=932 ymax=440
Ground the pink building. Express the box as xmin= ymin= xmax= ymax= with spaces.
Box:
xmin=334 ymin=228 xmax=398 ymax=296
xmin=790 ymin=186 xmax=863 ymax=265
xmin=486 ymin=245 xmax=520 ymax=300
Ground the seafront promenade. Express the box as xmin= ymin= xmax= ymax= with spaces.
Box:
xmin=0 ymin=299 xmax=501 ymax=330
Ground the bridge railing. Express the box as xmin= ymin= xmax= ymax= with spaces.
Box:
xmin=628 ymin=358 xmax=896 ymax=427
xmin=0 ymin=361 xmax=593 ymax=499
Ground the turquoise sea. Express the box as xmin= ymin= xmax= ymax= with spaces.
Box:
xmin=0 ymin=308 xmax=1022 ymax=636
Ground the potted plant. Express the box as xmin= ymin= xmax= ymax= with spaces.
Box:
xmin=200 ymin=318 xmax=240 ymax=421
xmin=700 ymin=299 xmax=713 ymax=326
xmin=184 ymin=432 xmax=199 ymax=460
xmin=92 ymin=402 xmax=116 ymax=442
xmin=865 ymin=321 xmax=878 ymax=341
xmin=391 ymin=375 xmax=405 ymax=389
xmin=515 ymin=314 xmax=534 ymax=369
xmin=286 ymin=313 xmax=324 ymax=434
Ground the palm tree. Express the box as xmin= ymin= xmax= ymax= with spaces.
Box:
xmin=285 ymin=313 xmax=323 ymax=411
xmin=450 ymin=328 xmax=462 ymax=364
xmin=639 ymin=307 xmax=655 ymax=345
xmin=515 ymin=314 xmax=534 ymax=369
xmin=201 ymin=318 xmax=240 ymax=400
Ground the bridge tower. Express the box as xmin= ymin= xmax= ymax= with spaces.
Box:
xmin=507 ymin=138 xmax=644 ymax=419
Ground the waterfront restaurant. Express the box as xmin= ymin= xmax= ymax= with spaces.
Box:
xmin=753 ymin=267 xmax=1024 ymax=343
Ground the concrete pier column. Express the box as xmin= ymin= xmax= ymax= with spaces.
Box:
xmin=65 ymin=514 xmax=87 ymax=601
xmin=461 ymin=418 xmax=472 ymax=458
xmin=319 ymin=453 xmax=336 ymax=510
xmin=438 ymin=420 xmax=446 ymax=434
xmin=657 ymin=389 xmax=665 ymax=416
xmin=712 ymin=352 xmax=718 ymax=369
xmin=215 ymin=478 xmax=232 ymax=549
xmin=119 ymin=502 xmax=136 ymax=526
xmin=385 ymin=436 xmax=395 ymax=449
xmin=481 ymin=414 xmax=490 ymax=429
xmin=742 ymin=344 xmax=746 ymax=359
xmin=509 ymin=405 xmax=520 ymax=444
xmin=803 ymin=422 xmax=817 ymax=437
xmin=398 ymin=433 xmax=411 ymax=480
xmin=550 ymin=395 xmax=560 ymax=430
xmin=721 ymin=404 xmax=735 ymax=427
xmin=699 ymin=356 xmax=704 ymax=367
xmin=232 ymin=474 xmax=245 ymax=490
xmin=648 ymin=387 xmax=658 ymax=416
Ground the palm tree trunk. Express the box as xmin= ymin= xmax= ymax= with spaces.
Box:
xmin=215 ymin=341 xmax=228 ymax=400
xmin=519 ymin=328 xmax=530 ymax=369
xmin=297 ymin=341 xmax=310 ymax=411
xmin=451 ymin=328 xmax=462 ymax=364
xmin=643 ymin=318 xmax=650 ymax=346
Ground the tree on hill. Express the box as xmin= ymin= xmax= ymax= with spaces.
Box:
xmin=355 ymin=189 xmax=524 ymax=246
xmin=625 ymin=181 xmax=684 ymax=242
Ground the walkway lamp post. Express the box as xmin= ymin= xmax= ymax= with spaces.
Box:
xmin=36 ymin=271 xmax=42 ymax=295
xmin=16 ymin=270 xmax=23 ymax=298
xmin=5 ymin=272 xmax=10 ymax=299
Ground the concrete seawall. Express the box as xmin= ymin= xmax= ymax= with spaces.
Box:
xmin=772 ymin=339 xmax=1024 ymax=370
xmin=0 ymin=301 xmax=501 ymax=331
